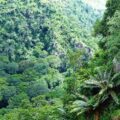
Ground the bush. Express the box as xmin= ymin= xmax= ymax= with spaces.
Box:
xmin=4 ymin=62 xmax=18 ymax=74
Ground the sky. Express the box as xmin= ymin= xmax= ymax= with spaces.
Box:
xmin=85 ymin=0 xmax=106 ymax=10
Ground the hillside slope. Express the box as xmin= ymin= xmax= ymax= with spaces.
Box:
xmin=0 ymin=0 xmax=104 ymax=119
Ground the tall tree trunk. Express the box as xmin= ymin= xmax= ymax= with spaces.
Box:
xmin=94 ymin=110 xmax=100 ymax=120
xmin=86 ymin=112 xmax=90 ymax=120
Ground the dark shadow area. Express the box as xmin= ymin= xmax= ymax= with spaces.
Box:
xmin=0 ymin=99 xmax=8 ymax=109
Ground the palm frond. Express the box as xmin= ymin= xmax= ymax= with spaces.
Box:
xmin=70 ymin=99 xmax=92 ymax=116
xmin=72 ymin=100 xmax=89 ymax=107
xmin=85 ymin=80 xmax=101 ymax=87
xmin=110 ymin=91 xmax=119 ymax=105
xmin=99 ymin=88 xmax=107 ymax=95
xmin=111 ymin=72 xmax=120 ymax=81
xmin=75 ymin=93 xmax=88 ymax=101
xmin=70 ymin=107 xmax=82 ymax=113
xmin=77 ymin=108 xmax=88 ymax=116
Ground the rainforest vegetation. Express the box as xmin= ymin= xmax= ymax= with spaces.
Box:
xmin=0 ymin=0 xmax=120 ymax=120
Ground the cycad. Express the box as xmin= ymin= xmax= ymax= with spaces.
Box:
xmin=85 ymin=71 xmax=120 ymax=105
xmin=71 ymin=100 xmax=92 ymax=116
xmin=70 ymin=95 xmax=100 ymax=120
xmin=71 ymin=71 xmax=120 ymax=120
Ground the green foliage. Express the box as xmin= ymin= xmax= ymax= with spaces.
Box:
xmin=2 ymin=0 xmax=119 ymax=120
xmin=112 ymin=109 xmax=120 ymax=120
xmin=8 ymin=93 xmax=29 ymax=108
xmin=95 ymin=0 xmax=120 ymax=36
xmin=68 ymin=0 xmax=120 ymax=119
xmin=71 ymin=99 xmax=94 ymax=116
xmin=27 ymin=82 xmax=49 ymax=98
xmin=4 ymin=62 xmax=18 ymax=74
xmin=93 ymin=19 xmax=102 ymax=36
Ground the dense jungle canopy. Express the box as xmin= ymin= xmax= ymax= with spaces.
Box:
xmin=0 ymin=0 xmax=120 ymax=120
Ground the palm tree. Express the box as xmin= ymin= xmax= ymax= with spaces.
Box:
xmin=84 ymin=70 xmax=120 ymax=120
xmin=70 ymin=94 xmax=100 ymax=120
xmin=85 ymin=70 xmax=120 ymax=105
xmin=71 ymin=70 xmax=120 ymax=120
xmin=71 ymin=100 xmax=90 ymax=119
